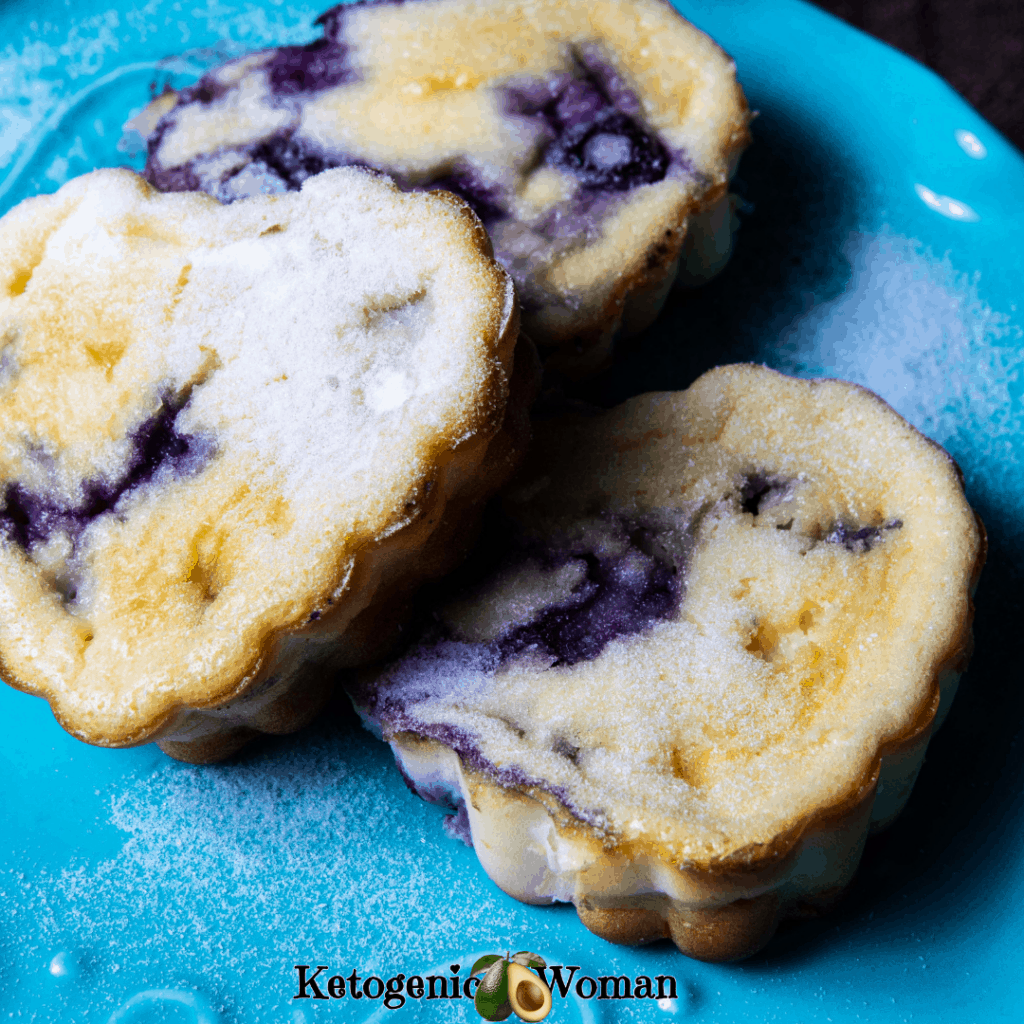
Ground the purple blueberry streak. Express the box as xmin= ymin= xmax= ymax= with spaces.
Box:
xmin=740 ymin=473 xmax=793 ymax=516
xmin=0 ymin=396 xmax=214 ymax=550
xmin=826 ymin=520 xmax=903 ymax=552
xmin=491 ymin=545 xmax=678 ymax=667
xmin=145 ymin=23 xmax=675 ymax=228
xmin=502 ymin=63 xmax=670 ymax=192
xmin=265 ymin=39 xmax=355 ymax=95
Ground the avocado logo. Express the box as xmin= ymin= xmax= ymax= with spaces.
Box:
xmin=470 ymin=951 xmax=552 ymax=1022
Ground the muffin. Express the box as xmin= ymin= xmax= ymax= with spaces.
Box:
xmin=135 ymin=0 xmax=751 ymax=374
xmin=0 ymin=165 xmax=535 ymax=763
xmin=352 ymin=364 xmax=985 ymax=961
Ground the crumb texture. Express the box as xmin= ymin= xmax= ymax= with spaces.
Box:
xmin=0 ymin=166 xmax=516 ymax=747
xmin=140 ymin=0 xmax=750 ymax=358
xmin=359 ymin=365 xmax=982 ymax=866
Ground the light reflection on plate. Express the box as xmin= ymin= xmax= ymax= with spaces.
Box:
xmin=914 ymin=182 xmax=981 ymax=222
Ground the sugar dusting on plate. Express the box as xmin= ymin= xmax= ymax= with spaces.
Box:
xmin=0 ymin=715 xmax=561 ymax=1022
xmin=776 ymin=230 xmax=1022 ymax=534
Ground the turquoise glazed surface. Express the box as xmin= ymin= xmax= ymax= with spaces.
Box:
xmin=1 ymin=1 xmax=1022 ymax=1021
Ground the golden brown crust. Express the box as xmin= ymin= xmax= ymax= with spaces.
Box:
xmin=667 ymin=892 xmax=782 ymax=963
xmin=592 ymin=766 xmax=876 ymax=960
xmin=575 ymin=902 xmax=669 ymax=946
xmin=359 ymin=364 xmax=984 ymax=960
xmin=0 ymin=167 xmax=531 ymax=759
xmin=141 ymin=0 xmax=752 ymax=372
xmin=541 ymin=148 xmax=750 ymax=377
xmin=152 ymin=323 xmax=538 ymax=763
xmin=157 ymin=726 xmax=262 ymax=764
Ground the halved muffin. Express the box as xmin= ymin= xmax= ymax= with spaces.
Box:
xmin=353 ymin=364 xmax=985 ymax=961
xmin=136 ymin=0 xmax=751 ymax=374
xmin=0 ymin=165 xmax=534 ymax=762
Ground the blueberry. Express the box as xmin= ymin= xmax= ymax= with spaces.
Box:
xmin=552 ymin=79 xmax=607 ymax=129
xmin=177 ymin=78 xmax=230 ymax=107
xmin=495 ymin=543 xmax=678 ymax=666
xmin=431 ymin=515 xmax=682 ymax=669
xmin=826 ymin=520 xmax=903 ymax=553
xmin=265 ymin=39 xmax=354 ymax=96
xmin=248 ymin=135 xmax=338 ymax=191
xmin=549 ymin=109 xmax=668 ymax=191
xmin=0 ymin=396 xmax=214 ymax=549
xmin=502 ymin=70 xmax=669 ymax=192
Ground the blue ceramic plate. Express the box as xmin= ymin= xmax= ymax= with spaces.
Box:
xmin=1 ymin=1 xmax=1022 ymax=1022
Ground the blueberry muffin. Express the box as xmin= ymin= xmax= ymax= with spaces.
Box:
xmin=353 ymin=364 xmax=985 ymax=961
xmin=135 ymin=0 xmax=751 ymax=374
xmin=0 ymin=165 xmax=535 ymax=763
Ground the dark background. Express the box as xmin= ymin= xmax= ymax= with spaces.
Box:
xmin=810 ymin=0 xmax=1024 ymax=153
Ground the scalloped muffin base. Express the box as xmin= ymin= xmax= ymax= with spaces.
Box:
xmin=353 ymin=364 xmax=985 ymax=960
